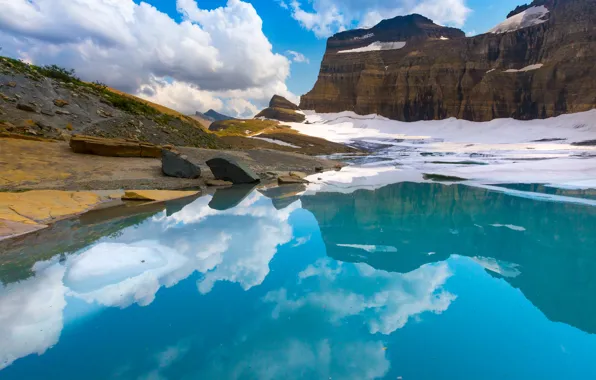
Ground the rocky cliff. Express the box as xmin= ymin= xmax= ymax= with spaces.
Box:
xmin=300 ymin=0 xmax=596 ymax=121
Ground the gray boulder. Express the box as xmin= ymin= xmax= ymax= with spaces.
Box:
xmin=162 ymin=149 xmax=201 ymax=179
xmin=206 ymin=156 xmax=260 ymax=184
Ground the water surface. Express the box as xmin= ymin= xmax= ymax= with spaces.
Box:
xmin=1 ymin=183 xmax=596 ymax=379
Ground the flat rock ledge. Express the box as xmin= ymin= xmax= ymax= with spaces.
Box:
xmin=70 ymin=135 xmax=166 ymax=158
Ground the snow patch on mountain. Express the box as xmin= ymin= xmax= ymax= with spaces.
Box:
xmin=489 ymin=6 xmax=550 ymax=34
xmin=338 ymin=41 xmax=406 ymax=54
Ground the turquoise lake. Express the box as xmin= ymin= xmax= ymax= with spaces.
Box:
xmin=1 ymin=182 xmax=596 ymax=379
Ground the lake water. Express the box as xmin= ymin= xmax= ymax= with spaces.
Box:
xmin=1 ymin=182 xmax=596 ymax=379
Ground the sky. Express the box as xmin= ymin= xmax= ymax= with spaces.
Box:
xmin=0 ymin=0 xmax=526 ymax=117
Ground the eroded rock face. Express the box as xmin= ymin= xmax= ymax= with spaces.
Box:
xmin=300 ymin=0 xmax=596 ymax=121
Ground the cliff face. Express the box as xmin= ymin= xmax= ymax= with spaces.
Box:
xmin=300 ymin=0 xmax=596 ymax=121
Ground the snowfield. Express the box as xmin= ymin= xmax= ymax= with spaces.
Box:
xmin=489 ymin=6 xmax=550 ymax=34
xmin=286 ymin=110 xmax=596 ymax=197
xmin=338 ymin=41 xmax=406 ymax=54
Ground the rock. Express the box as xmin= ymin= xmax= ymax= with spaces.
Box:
xmin=206 ymin=156 xmax=260 ymax=184
xmin=300 ymin=3 xmax=596 ymax=121
xmin=278 ymin=175 xmax=309 ymax=184
xmin=70 ymin=135 xmax=162 ymax=158
xmin=206 ymin=179 xmax=234 ymax=187
xmin=255 ymin=107 xmax=305 ymax=122
xmin=315 ymin=166 xmax=324 ymax=172
xmin=41 ymin=108 xmax=55 ymax=116
xmin=6 ymin=81 xmax=16 ymax=88
xmin=16 ymin=103 xmax=39 ymax=113
xmin=161 ymin=149 xmax=201 ymax=179
xmin=289 ymin=171 xmax=308 ymax=179
xmin=55 ymin=109 xmax=71 ymax=115
xmin=53 ymin=99 xmax=69 ymax=107
xmin=122 ymin=190 xmax=199 ymax=202
xmin=97 ymin=108 xmax=113 ymax=118
xmin=269 ymin=95 xmax=300 ymax=110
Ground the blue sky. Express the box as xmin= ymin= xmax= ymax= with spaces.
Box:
xmin=0 ymin=0 xmax=528 ymax=116
xmin=138 ymin=0 xmax=526 ymax=96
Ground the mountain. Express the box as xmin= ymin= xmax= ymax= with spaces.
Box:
xmin=300 ymin=0 xmax=596 ymax=122
xmin=195 ymin=109 xmax=235 ymax=122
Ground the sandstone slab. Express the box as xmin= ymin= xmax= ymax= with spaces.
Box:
xmin=70 ymin=135 xmax=163 ymax=158
xmin=122 ymin=190 xmax=199 ymax=202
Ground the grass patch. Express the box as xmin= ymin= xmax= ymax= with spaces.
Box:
xmin=209 ymin=119 xmax=285 ymax=136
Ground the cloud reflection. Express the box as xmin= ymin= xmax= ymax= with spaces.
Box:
xmin=0 ymin=191 xmax=298 ymax=369
xmin=266 ymin=258 xmax=456 ymax=335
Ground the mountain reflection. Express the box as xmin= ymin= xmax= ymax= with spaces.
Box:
xmin=301 ymin=182 xmax=596 ymax=334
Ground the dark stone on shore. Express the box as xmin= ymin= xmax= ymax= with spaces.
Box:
xmin=162 ymin=149 xmax=201 ymax=179
xmin=206 ymin=156 xmax=260 ymax=184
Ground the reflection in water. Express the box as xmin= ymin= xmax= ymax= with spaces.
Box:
xmin=301 ymin=182 xmax=596 ymax=334
xmin=1 ymin=182 xmax=596 ymax=379
xmin=0 ymin=191 xmax=298 ymax=370
xmin=265 ymin=258 xmax=455 ymax=335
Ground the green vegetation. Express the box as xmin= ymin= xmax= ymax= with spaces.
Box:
xmin=210 ymin=119 xmax=286 ymax=136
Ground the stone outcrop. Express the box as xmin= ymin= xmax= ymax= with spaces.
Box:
xmin=256 ymin=95 xmax=306 ymax=123
xmin=270 ymin=95 xmax=300 ymax=110
xmin=301 ymin=0 xmax=596 ymax=121
xmin=206 ymin=156 xmax=260 ymax=184
xmin=161 ymin=149 xmax=201 ymax=178
xmin=69 ymin=135 xmax=163 ymax=158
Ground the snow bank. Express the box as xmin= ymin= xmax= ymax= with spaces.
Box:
xmin=439 ymin=36 xmax=449 ymax=40
xmin=504 ymin=64 xmax=544 ymax=73
xmin=338 ymin=41 xmax=406 ymax=54
xmin=251 ymin=136 xmax=300 ymax=148
xmin=489 ymin=6 xmax=549 ymax=34
xmin=288 ymin=110 xmax=596 ymax=193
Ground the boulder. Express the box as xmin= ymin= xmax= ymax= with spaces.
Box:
xmin=53 ymin=99 xmax=69 ymax=107
xmin=269 ymin=95 xmax=300 ymax=110
xmin=206 ymin=156 xmax=260 ymax=184
xmin=16 ymin=103 xmax=39 ymax=113
xmin=70 ymin=135 xmax=162 ymax=158
xmin=162 ymin=149 xmax=201 ymax=179
xmin=289 ymin=171 xmax=308 ymax=179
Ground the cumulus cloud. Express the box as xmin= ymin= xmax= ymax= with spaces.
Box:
xmin=285 ymin=50 xmax=310 ymax=64
xmin=0 ymin=0 xmax=295 ymax=117
xmin=283 ymin=0 xmax=472 ymax=38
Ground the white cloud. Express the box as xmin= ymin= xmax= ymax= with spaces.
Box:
xmin=285 ymin=50 xmax=310 ymax=64
xmin=282 ymin=0 xmax=472 ymax=38
xmin=0 ymin=0 xmax=295 ymax=117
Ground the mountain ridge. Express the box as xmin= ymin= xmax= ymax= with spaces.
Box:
xmin=300 ymin=0 xmax=596 ymax=122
